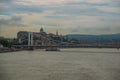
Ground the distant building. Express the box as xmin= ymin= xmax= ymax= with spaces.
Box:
xmin=17 ymin=28 xmax=56 ymax=46
xmin=17 ymin=31 xmax=28 ymax=40
xmin=0 ymin=43 xmax=3 ymax=48
xmin=40 ymin=27 xmax=47 ymax=35
xmin=17 ymin=28 xmax=73 ymax=46
xmin=56 ymin=30 xmax=58 ymax=36
xmin=40 ymin=27 xmax=44 ymax=33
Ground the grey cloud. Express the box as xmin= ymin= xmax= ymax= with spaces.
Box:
xmin=0 ymin=0 xmax=120 ymax=16
xmin=45 ymin=15 xmax=71 ymax=19
xmin=47 ymin=6 xmax=120 ymax=17
xmin=110 ymin=0 xmax=120 ymax=6
xmin=0 ymin=16 xmax=24 ymax=27
xmin=39 ymin=3 xmax=120 ymax=18
xmin=32 ymin=21 xmax=58 ymax=26
xmin=0 ymin=0 xmax=120 ymax=35
xmin=0 ymin=5 xmax=45 ymax=15
xmin=49 ymin=1 xmax=120 ymax=16
xmin=68 ymin=26 xmax=120 ymax=34
xmin=11 ymin=5 xmax=44 ymax=13
xmin=66 ymin=0 xmax=120 ymax=7
xmin=0 ymin=8 xmax=12 ymax=15
xmin=0 ymin=0 xmax=12 ymax=3
xmin=65 ymin=1 xmax=110 ymax=7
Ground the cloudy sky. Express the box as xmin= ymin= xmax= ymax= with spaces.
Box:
xmin=0 ymin=0 xmax=120 ymax=37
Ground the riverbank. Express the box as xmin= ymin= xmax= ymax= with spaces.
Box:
xmin=0 ymin=48 xmax=25 ymax=53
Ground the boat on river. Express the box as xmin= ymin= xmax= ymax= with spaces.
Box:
xmin=27 ymin=47 xmax=34 ymax=51
xmin=45 ymin=47 xmax=60 ymax=51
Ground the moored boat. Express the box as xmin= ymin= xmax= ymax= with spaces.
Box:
xmin=27 ymin=47 xmax=34 ymax=50
xmin=45 ymin=47 xmax=60 ymax=51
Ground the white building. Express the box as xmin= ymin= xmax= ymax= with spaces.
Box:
xmin=0 ymin=44 xmax=3 ymax=48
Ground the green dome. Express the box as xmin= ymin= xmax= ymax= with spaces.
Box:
xmin=40 ymin=28 xmax=44 ymax=32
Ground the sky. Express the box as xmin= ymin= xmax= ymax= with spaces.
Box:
xmin=0 ymin=0 xmax=120 ymax=38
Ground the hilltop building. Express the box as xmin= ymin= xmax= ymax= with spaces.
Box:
xmin=40 ymin=28 xmax=47 ymax=35
xmin=17 ymin=28 xmax=63 ymax=46
xmin=56 ymin=30 xmax=58 ymax=36
xmin=17 ymin=28 xmax=79 ymax=46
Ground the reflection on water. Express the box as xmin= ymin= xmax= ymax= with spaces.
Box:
xmin=0 ymin=48 xmax=120 ymax=80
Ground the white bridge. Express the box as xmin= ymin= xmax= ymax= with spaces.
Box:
xmin=28 ymin=32 xmax=33 ymax=46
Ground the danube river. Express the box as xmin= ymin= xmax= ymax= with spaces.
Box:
xmin=0 ymin=48 xmax=120 ymax=80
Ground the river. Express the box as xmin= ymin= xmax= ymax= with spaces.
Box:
xmin=0 ymin=48 xmax=120 ymax=80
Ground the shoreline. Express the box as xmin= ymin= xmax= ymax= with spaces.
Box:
xmin=0 ymin=47 xmax=119 ymax=53
xmin=0 ymin=48 xmax=25 ymax=53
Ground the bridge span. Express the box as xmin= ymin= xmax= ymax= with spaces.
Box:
xmin=12 ymin=45 xmax=120 ymax=49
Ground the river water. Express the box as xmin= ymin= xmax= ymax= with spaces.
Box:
xmin=0 ymin=48 xmax=120 ymax=80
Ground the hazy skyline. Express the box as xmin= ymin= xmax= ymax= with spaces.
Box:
xmin=0 ymin=0 xmax=120 ymax=38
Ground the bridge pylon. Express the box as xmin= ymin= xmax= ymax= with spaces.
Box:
xmin=28 ymin=32 xmax=33 ymax=46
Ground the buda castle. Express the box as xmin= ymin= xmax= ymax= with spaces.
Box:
xmin=17 ymin=28 xmax=68 ymax=46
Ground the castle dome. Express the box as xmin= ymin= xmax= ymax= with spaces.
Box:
xmin=40 ymin=28 xmax=47 ymax=35
xmin=40 ymin=28 xmax=44 ymax=32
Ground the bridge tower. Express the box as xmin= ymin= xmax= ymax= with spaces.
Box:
xmin=28 ymin=32 xmax=33 ymax=46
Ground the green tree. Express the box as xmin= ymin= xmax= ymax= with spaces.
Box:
xmin=0 ymin=40 xmax=9 ymax=47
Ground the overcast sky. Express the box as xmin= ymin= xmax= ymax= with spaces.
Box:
xmin=0 ymin=0 xmax=120 ymax=37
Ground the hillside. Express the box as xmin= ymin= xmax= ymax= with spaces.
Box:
xmin=66 ymin=34 xmax=120 ymax=44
